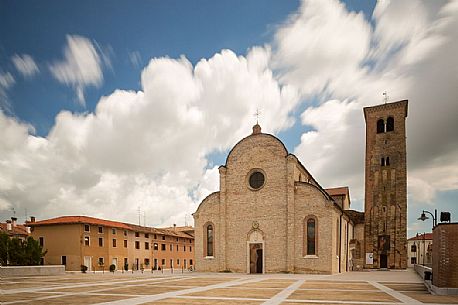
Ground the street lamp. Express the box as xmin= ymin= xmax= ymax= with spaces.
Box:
xmin=418 ymin=209 xmax=437 ymax=229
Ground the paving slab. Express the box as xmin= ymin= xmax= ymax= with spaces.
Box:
xmin=27 ymin=294 xmax=134 ymax=305
xmin=185 ymin=287 xmax=282 ymax=299
xmin=288 ymin=289 xmax=398 ymax=302
xmin=402 ymin=291 xmax=458 ymax=304
xmin=299 ymin=281 xmax=378 ymax=290
xmin=0 ymin=292 xmax=55 ymax=303
xmin=143 ymin=297 xmax=263 ymax=304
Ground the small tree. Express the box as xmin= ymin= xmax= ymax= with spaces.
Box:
xmin=0 ymin=233 xmax=46 ymax=266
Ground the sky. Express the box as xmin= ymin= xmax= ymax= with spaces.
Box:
xmin=0 ymin=0 xmax=457 ymax=238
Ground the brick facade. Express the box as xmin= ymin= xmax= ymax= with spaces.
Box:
xmin=363 ymin=100 xmax=408 ymax=269
xmin=194 ymin=124 xmax=354 ymax=274
xmin=432 ymin=223 xmax=458 ymax=288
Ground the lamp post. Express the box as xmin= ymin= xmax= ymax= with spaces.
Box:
xmin=418 ymin=209 xmax=437 ymax=230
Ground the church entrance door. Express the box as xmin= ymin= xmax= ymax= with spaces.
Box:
xmin=249 ymin=243 xmax=263 ymax=274
xmin=380 ymin=254 xmax=388 ymax=268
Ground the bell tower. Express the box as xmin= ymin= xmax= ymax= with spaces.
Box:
xmin=363 ymin=100 xmax=408 ymax=269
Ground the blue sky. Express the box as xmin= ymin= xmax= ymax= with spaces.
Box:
xmin=0 ymin=0 xmax=457 ymax=238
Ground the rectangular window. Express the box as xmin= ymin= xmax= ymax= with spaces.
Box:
xmin=98 ymin=257 xmax=104 ymax=265
xmin=161 ymin=259 xmax=165 ymax=265
xmin=190 ymin=259 xmax=193 ymax=265
xmin=184 ymin=245 xmax=186 ymax=251
xmin=135 ymin=241 xmax=140 ymax=249
xmin=170 ymin=259 xmax=173 ymax=268
xmin=162 ymin=235 xmax=166 ymax=240
xmin=84 ymin=236 xmax=90 ymax=246
xmin=112 ymin=228 xmax=116 ymax=234
xmin=170 ymin=244 xmax=172 ymax=251
xmin=39 ymin=237 xmax=44 ymax=247
xmin=84 ymin=224 xmax=90 ymax=232
xmin=61 ymin=256 xmax=67 ymax=265
xmin=124 ymin=230 xmax=127 ymax=236
xmin=161 ymin=244 xmax=166 ymax=251
xmin=411 ymin=245 xmax=417 ymax=252
xmin=99 ymin=237 xmax=103 ymax=247
xmin=176 ymin=245 xmax=179 ymax=251
xmin=177 ymin=259 xmax=180 ymax=265
xmin=145 ymin=233 xmax=149 ymax=238
xmin=112 ymin=239 xmax=117 ymax=247
xmin=411 ymin=257 xmax=417 ymax=264
xmin=145 ymin=242 xmax=149 ymax=250
xmin=189 ymin=246 xmax=192 ymax=252
xmin=124 ymin=240 xmax=127 ymax=248
xmin=154 ymin=243 xmax=158 ymax=250
xmin=98 ymin=226 xmax=103 ymax=233
xmin=144 ymin=258 xmax=150 ymax=266
xmin=154 ymin=234 xmax=157 ymax=239
xmin=135 ymin=232 xmax=140 ymax=237
xmin=176 ymin=237 xmax=179 ymax=242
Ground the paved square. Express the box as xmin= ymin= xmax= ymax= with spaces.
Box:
xmin=2 ymin=269 xmax=458 ymax=305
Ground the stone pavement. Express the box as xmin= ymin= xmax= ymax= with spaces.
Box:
xmin=1 ymin=269 xmax=458 ymax=305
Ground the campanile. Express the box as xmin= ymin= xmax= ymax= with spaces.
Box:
xmin=363 ymin=100 xmax=408 ymax=269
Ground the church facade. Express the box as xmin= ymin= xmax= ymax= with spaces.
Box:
xmin=193 ymin=100 xmax=407 ymax=274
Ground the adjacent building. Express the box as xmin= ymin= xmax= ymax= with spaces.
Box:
xmin=407 ymin=233 xmax=432 ymax=267
xmin=29 ymin=216 xmax=194 ymax=272
xmin=0 ymin=217 xmax=30 ymax=240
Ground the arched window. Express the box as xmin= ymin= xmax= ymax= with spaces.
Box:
xmin=305 ymin=218 xmax=316 ymax=255
xmin=377 ymin=119 xmax=385 ymax=133
xmin=386 ymin=117 xmax=394 ymax=132
xmin=205 ymin=224 xmax=214 ymax=257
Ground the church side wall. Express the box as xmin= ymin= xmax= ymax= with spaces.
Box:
xmin=193 ymin=193 xmax=221 ymax=272
xmin=293 ymin=183 xmax=334 ymax=274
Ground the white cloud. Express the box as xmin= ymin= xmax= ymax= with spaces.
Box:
xmin=0 ymin=72 xmax=15 ymax=111
xmin=11 ymin=54 xmax=39 ymax=77
xmin=129 ymin=51 xmax=142 ymax=68
xmin=273 ymin=0 xmax=371 ymax=97
xmin=0 ymin=48 xmax=299 ymax=226
xmin=49 ymin=35 xmax=105 ymax=106
xmin=280 ymin=0 xmax=458 ymax=211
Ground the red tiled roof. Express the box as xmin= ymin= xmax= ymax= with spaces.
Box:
xmin=325 ymin=186 xmax=349 ymax=197
xmin=29 ymin=216 xmax=194 ymax=239
xmin=408 ymin=233 xmax=433 ymax=241
xmin=0 ymin=223 xmax=29 ymax=236
xmin=29 ymin=216 xmax=132 ymax=230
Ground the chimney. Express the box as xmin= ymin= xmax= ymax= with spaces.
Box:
xmin=6 ymin=220 xmax=12 ymax=231
xmin=30 ymin=216 xmax=36 ymax=223
xmin=26 ymin=227 xmax=31 ymax=234
xmin=173 ymin=224 xmax=176 ymax=231
xmin=11 ymin=217 xmax=17 ymax=227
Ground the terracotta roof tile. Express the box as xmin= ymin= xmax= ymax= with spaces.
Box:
xmin=325 ymin=186 xmax=349 ymax=197
xmin=408 ymin=233 xmax=433 ymax=241
xmin=28 ymin=216 xmax=194 ymax=239
xmin=0 ymin=223 xmax=29 ymax=236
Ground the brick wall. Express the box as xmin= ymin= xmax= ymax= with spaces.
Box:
xmin=433 ymin=223 xmax=458 ymax=288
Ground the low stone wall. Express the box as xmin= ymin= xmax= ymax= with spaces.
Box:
xmin=0 ymin=265 xmax=65 ymax=277
xmin=414 ymin=264 xmax=432 ymax=280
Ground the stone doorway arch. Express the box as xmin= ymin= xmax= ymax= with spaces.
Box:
xmin=246 ymin=227 xmax=265 ymax=274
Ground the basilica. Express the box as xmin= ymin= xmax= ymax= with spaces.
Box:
xmin=193 ymin=100 xmax=408 ymax=273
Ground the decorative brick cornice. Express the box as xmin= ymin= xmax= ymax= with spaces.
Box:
xmin=363 ymin=100 xmax=408 ymax=121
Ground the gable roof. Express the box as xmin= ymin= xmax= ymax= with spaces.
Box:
xmin=29 ymin=216 xmax=194 ymax=239
xmin=325 ymin=187 xmax=349 ymax=197
xmin=408 ymin=233 xmax=433 ymax=241
xmin=0 ymin=223 xmax=29 ymax=237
